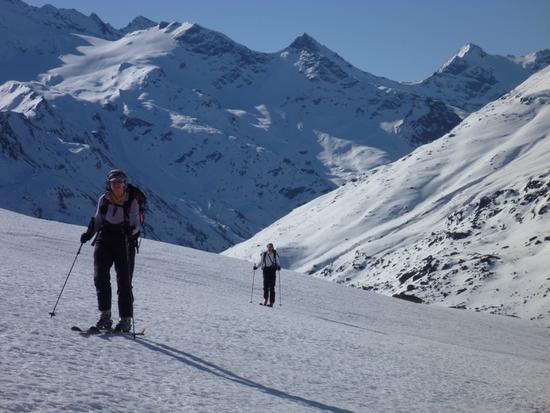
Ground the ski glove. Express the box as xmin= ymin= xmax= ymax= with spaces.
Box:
xmin=80 ymin=217 xmax=95 ymax=244
xmin=253 ymin=265 xmax=257 ymax=270
xmin=80 ymin=231 xmax=93 ymax=244
xmin=277 ymin=265 xmax=281 ymax=271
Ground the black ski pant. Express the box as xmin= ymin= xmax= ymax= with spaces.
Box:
xmin=94 ymin=227 xmax=135 ymax=318
xmin=263 ymin=267 xmax=277 ymax=304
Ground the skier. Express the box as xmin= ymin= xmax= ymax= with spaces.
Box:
xmin=253 ymin=243 xmax=281 ymax=306
xmin=80 ymin=169 xmax=141 ymax=332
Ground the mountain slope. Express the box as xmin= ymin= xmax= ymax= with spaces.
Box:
xmin=0 ymin=20 xmax=463 ymax=251
xmin=1 ymin=208 xmax=549 ymax=412
xmin=225 ymin=66 xmax=550 ymax=322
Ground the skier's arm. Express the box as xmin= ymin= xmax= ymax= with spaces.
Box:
xmin=253 ymin=253 xmax=263 ymax=270
xmin=92 ymin=195 xmax=105 ymax=233
xmin=128 ymin=198 xmax=141 ymax=236
xmin=80 ymin=195 xmax=103 ymax=243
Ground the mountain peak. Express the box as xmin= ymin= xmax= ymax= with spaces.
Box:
xmin=88 ymin=12 xmax=118 ymax=37
xmin=120 ymin=15 xmax=158 ymax=34
xmin=438 ymin=43 xmax=489 ymax=75
xmin=89 ymin=12 xmax=103 ymax=22
xmin=172 ymin=22 xmax=244 ymax=53
xmin=288 ymin=33 xmax=321 ymax=53
xmin=457 ymin=43 xmax=487 ymax=59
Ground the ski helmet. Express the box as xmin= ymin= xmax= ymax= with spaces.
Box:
xmin=107 ymin=169 xmax=128 ymax=184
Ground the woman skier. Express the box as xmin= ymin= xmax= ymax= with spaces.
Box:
xmin=253 ymin=243 xmax=281 ymax=306
xmin=80 ymin=169 xmax=141 ymax=332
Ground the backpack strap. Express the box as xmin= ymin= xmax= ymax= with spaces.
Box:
xmin=122 ymin=194 xmax=133 ymax=227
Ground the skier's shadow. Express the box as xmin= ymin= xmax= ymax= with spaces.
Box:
xmin=131 ymin=336 xmax=353 ymax=413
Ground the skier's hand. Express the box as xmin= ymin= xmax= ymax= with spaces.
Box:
xmin=80 ymin=231 xmax=93 ymax=244
xmin=253 ymin=265 xmax=257 ymax=270
xmin=81 ymin=217 xmax=95 ymax=243
xmin=277 ymin=265 xmax=281 ymax=271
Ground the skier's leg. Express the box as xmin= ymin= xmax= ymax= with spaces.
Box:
xmin=262 ymin=269 xmax=269 ymax=304
xmin=114 ymin=237 xmax=133 ymax=318
xmin=269 ymin=270 xmax=276 ymax=305
xmin=94 ymin=241 xmax=114 ymax=313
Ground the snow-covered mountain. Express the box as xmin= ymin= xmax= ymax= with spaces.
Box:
xmin=509 ymin=48 xmax=550 ymax=73
xmin=0 ymin=0 xmax=125 ymax=83
xmin=0 ymin=0 xmax=547 ymax=253
xmin=409 ymin=43 xmax=550 ymax=112
xmin=225 ymin=66 xmax=550 ymax=323
xmin=0 ymin=0 xmax=159 ymax=83
xmin=1 ymin=208 xmax=549 ymax=412
xmin=0 ymin=3 xmax=458 ymax=252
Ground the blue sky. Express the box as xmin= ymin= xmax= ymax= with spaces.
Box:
xmin=25 ymin=0 xmax=549 ymax=81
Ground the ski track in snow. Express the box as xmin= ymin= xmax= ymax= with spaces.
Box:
xmin=1 ymin=208 xmax=549 ymax=413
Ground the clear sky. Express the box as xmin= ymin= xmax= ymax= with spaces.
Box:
xmin=24 ymin=0 xmax=550 ymax=82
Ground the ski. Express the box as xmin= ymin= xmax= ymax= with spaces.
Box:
xmin=71 ymin=325 xmax=145 ymax=336
xmin=259 ymin=302 xmax=274 ymax=307
xmin=71 ymin=325 xmax=103 ymax=334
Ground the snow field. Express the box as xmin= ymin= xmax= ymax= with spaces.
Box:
xmin=1 ymin=209 xmax=549 ymax=412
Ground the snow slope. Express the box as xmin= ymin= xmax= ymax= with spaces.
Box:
xmin=225 ymin=66 xmax=550 ymax=323
xmin=1 ymin=208 xmax=549 ymax=412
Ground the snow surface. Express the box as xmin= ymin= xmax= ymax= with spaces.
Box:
xmin=1 ymin=208 xmax=550 ymax=413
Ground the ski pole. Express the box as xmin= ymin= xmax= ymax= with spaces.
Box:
xmin=250 ymin=268 xmax=256 ymax=303
xmin=278 ymin=270 xmax=282 ymax=306
xmin=49 ymin=243 xmax=84 ymax=317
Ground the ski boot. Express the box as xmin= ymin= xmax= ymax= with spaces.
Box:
xmin=114 ymin=318 xmax=132 ymax=333
xmin=96 ymin=311 xmax=113 ymax=330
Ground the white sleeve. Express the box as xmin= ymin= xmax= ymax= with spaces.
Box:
xmin=256 ymin=253 xmax=264 ymax=268
xmin=129 ymin=199 xmax=141 ymax=235
xmin=92 ymin=195 xmax=105 ymax=233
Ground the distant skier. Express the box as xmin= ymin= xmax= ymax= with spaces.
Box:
xmin=253 ymin=243 xmax=281 ymax=306
xmin=80 ymin=169 xmax=141 ymax=332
